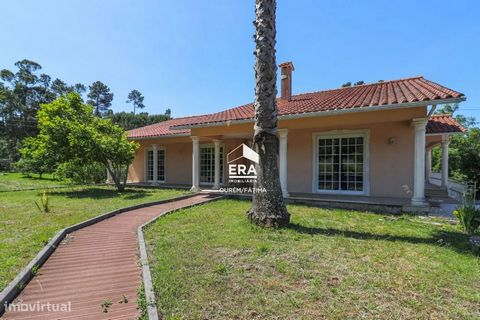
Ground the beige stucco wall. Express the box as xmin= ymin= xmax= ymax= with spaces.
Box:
xmin=287 ymin=121 xmax=415 ymax=197
xmin=128 ymin=136 xmax=249 ymax=185
xmin=128 ymin=136 xmax=192 ymax=185
xmin=282 ymin=107 xmax=426 ymax=197
xmin=129 ymin=106 xmax=428 ymax=198
xmin=426 ymin=135 xmax=444 ymax=149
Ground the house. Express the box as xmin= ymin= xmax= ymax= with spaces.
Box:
xmin=126 ymin=62 xmax=466 ymax=212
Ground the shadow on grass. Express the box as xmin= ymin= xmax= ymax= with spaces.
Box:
xmin=21 ymin=175 xmax=59 ymax=182
xmin=287 ymin=223 xmax=473 ymax=255
xmin=49 ymin=187 xmax=149 ymax=200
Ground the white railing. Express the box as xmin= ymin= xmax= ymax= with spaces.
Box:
xmin=429 ymin=172 xmax=466 ymax=202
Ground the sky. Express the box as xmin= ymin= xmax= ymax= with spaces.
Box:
xmin=1 ymin=0 xmax=479 ymax=120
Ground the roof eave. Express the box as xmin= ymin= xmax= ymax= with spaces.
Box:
xmin=426 ymin=131 xmax=465 ymax=136
xmin=172 ymin=96 xmax=466 ymax=130
xmin=127 ymin=132 xmax=191 ymax=140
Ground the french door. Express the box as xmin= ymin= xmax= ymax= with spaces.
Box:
xmin=146 ymin=148 xmax=165 ymax=182
xmin=200 ymin=145 xmax=224 ymax=184
xmin=316 ymin=134 xmax=366 ymax=193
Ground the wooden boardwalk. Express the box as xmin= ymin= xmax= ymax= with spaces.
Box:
xmin=2 ymin=194 xmax=216 ymax=320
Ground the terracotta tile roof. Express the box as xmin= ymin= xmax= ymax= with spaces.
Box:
xmin=171 ymin=76 xmax=463 ymax=128
xmin=427 ymin=114 xmax=466 ymax=134
xmin=127 ymin=117 xmax=198 ymax=138
xmin=128 ymin=76 xmax=464 ymax=138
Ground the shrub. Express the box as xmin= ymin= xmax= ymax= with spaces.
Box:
xmin=34 ymin=190 xmax=50 ymax=213
xmin=453 ymin=205 xmax=480 ymax=235
xmin=55 ymin=160 xmax=105 ymax=184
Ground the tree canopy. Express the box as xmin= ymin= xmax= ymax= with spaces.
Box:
xmin=432 ymin=104 xmax=480 ymax=195
xmin=0 ymin=59 xmax=84 ymax=162
xmin=87 ymin=81 xmax=114 ymax=117
xmin=19 ymin=93 xmax=138 ymax=190
xmin=109 ymin=111 xmax=171 ymax=131
xmin=1 ymin=58 xmax=173 ymax=169
xmin=126 ymin=89 xmax=145 ymax=114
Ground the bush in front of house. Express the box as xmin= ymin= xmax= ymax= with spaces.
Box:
xmin=55 ymin=160 xmax=106 ymax=184
xmin=453 ymin=204 xmax=480 ymax=235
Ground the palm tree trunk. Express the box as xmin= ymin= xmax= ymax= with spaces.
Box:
xmin=247 ymin=0 xmax=290 ymax=227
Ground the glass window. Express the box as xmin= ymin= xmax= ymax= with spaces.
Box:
xmin=146 ymin=150 xmax=154 ymax=181
xmin=146 ymin=149 xmax=166 ymax=182
xmin=200 ymin=145 xmax=224 ymax=184
xmin=318 ymin=136 xmax=364 ymax=192
xmin=157 ymin=149 xmax=165 ymax=182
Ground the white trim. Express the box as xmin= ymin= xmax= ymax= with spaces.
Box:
xmin=144 ymin=146 xmax=166 ymax=183
xmin=172 ymin=97 xmax=465 ymax=130
xmin=128 ymin=133 xmax=190 ymax=141
xmin=312 ymin=129 xmax=370 ymax=196
xmin=278 ymin=129 xmax=289 ymax=197
xmin=411 ymin=118 xmax=428 ymax=206
xmin=425 ymin=132 xmax=462 ymax=137
xmin=213 ymin=139 xmax=221 ymax=189
xmin=190 ymin=136 xmax=200 ymax=191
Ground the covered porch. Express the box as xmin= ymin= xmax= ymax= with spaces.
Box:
xmin=125 ymin=110 xmax=465 ymax=214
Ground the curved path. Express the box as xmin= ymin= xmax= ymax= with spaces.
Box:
xmin=3 ymin=194 xmax=217 ymax=320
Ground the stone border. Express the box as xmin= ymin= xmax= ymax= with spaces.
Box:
xmin=0 ymin=193 xmax=197 ymax=316
xmin=137 ymin=195 xmax=222 ymax=320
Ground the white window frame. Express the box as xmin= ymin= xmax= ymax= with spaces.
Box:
xmin=144 ymin=146 xmax=166 ymax=183
xmin=199 ymin=143 xmax=225 ymax=186
xmin=312 ymin=129 xmax=370 ymax=195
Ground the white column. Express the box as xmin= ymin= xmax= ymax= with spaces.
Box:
xmin=411 ymin=118 xmax=428 ymax=206
xmin=425 ymin=148 xmax=432 ymax=182
xmin=441 ymin=136 xmax=449 ymax=188
xmin=278 ymin=129 xmax=289 ymax=198
xmin=190 ymin=136 xmax=200 ymax=192
xmin=152 ymin=144 xmax=158 ymax=185
xmin=213 ymin=139 xmax=221 ymax=190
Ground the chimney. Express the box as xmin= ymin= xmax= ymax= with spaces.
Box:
xmin=279 ymin=61 xmax=294 ymax=101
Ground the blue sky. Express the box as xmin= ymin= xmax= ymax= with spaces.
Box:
xmin=1 ymin=0 xmax=479 ymax=119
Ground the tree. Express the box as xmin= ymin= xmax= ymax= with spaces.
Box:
xmin=432 ymin=105 xmax=480 ymax=196
xmin=29 ymin=93 xmax=138 ymax=191
xmin=435 ymin=103 xmax=477 ymax=129
xmin=247 ymin=0 xmax=290 ymax=227
xmin=126 ymin=89 xmax=145 ymax=114
xmin=15 ymin=134 xmax=58 ymax=178
xmin=87 ymin=81 xmax=114 ymax=117
xmin=50 ymin=79 xmax=86 ymax=98
xmin=0 ymin=59 xmax=87 ymax=163
xmin=55 ymin=159 xmax=105 ymax=184
xmin=0 ymin=59 xmax=56 ymax=161
xmin=109 ymin=111 xmax=170 ymax=131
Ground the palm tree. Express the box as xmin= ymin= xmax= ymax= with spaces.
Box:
xmin=247 ymin=0 xmax=290 ymax=227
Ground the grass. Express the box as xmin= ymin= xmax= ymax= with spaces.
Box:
xmin=0 ymin=172 xmax=72 ymax=191
xmin=0 ymin=174 xmax=190 ymax=291
xmin=144 ymin=199 xmax=480 ymax=320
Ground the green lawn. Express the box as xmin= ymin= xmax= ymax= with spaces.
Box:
xmin=145 ymin=200 xmax=480 ymax=320
xmin=0 ymin=172 xmax=72 ymax=191
xmin=0 ymin=177 xmax=190 ymax=291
